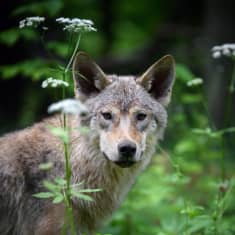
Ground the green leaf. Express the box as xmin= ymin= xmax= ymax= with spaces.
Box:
xmin=192 ymin=127 xmax=235 ymax=138
xmin=47 ymin=41 xmax=68 ymax=58
xmin=52 ymin=194 xmax=64 ymax=204
xmin=78 ymin=188 xmax=102 ymax=193
xmin=176 ymin=64 xmax=195 ymax=82
xmin=54 ymin=177 xmax=67 ymax=186
xmin=71 ymin=190 xmax=94 ymax=201
xmin=181 ymin=94 xmax=202 ymax=104
xmin=43 ymin=180 xmax=60 ymax=192
xmin=0 ymin=28 xmax=38 ymax=46
xmin=39 ymin=162 xmax=54 ymax=170
xmin=33 ymin=192 xmax=54 ymax=199
xmin=48 ymin=126 xmax=69 ymax=143
xmin=0 ymin=59 xmax=54 ymax=80
xmin=0 ymin=29 xmax=19 ymax=46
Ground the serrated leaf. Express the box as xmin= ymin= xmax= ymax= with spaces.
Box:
xmin=33 ymin=192 xmax=54 ymax=199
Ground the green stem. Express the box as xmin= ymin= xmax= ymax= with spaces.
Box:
xmin=62 ymin=32 xmax=82 ymax=199
xmin=65 ymin=33 xmax=82 ymax=74
xmin=220 ymin=60 xmax=235 ymax=182
xmin=60 ymin=32 xmax=82 ymax=235
xmin=64 ymin=141 xmax=71 ymax=195
xmin=229 ymin=59 xmax=235 ymax=93
xmin=67 ymin=206 xmax=76 ymax=235
xmin=221 ymin=137 xmax=226 ymax=182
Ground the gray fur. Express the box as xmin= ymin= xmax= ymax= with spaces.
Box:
xmin=0 ymin=52 xmax=175 ymax=235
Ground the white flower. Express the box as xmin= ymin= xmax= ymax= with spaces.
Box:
xmin=211 ymin=43 xmax=235 ymax=59
xmin=19 ymin=16 xmax=45 ymax=29
xmin=212 ymin=51 xmax=221 ymax=59
xmin=56 ymin=17 xmax=97 ymax=33
xmin=48 ymin=99 xmax=88 ymax=115
xmin=187 ymin=78 xmax=203 ymax=87
xmin=41 ymin=77 xmax=69 ymax=88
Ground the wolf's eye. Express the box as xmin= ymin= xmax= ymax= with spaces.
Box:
xmin=101 ymin=112 xmax=112 ymax=120
xmin=136 ymin=113 xmax=147 ymax=121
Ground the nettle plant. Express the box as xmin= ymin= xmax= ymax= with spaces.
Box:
xmin=19 ymin=17 xmax=102 ymax=235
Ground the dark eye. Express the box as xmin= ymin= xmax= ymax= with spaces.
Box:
xmin=136 ymin=113 xmax=147 ymax=121
xmin=101 ymin=112 xmax=112 ymax=120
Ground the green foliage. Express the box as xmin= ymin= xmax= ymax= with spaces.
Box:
xmin=0 ymin=59 xmax=55 ymax=80
xmin=1 ymin=1 xmax=235 ymax=235
xmin=48 ymin=125 xmax=69 ymax=143
xmin=0 ymin=28 xmax=38 ymax=46
xmin=12 ymin=1 xmax=63 ymax=17
xmin=176 ymin=63 xmax=195 ymax=82
xmin=34 ymin=177 xmax=102 ymax=204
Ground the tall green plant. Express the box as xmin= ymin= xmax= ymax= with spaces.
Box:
xmin=18 ymin=16 xmax=101 ymax=235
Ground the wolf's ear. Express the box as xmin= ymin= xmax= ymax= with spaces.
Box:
xmin=136 ymin=55 xmax=175 ymax=107
xmin=72 ymin=52 xmax=111 ymax=100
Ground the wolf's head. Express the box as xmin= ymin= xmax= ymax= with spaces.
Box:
xmin=73 ymin=53 xmax=175 ymax=168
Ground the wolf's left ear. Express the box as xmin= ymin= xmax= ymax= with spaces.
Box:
xmin=72 ymin=52 xmax=112 ymax=100
xmin=136 ymin=55 xmax=175 ymax=107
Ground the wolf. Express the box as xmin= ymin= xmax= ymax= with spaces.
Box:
xmin=0 ymin=52 xmax=175 ymax=235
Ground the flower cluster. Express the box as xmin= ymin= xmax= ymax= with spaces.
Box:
xmin=19 ymin=16 xmax=45 ymax=28
xmin=41 ymin=77 xmax=69 ymax=88
xmin=187 ymin=78 xmax=203 ymax=87
xmin=212 ymin=44 xmax=235 ymax=59
xmin=56 ymin=17 xmax=97 ymax=33
xmin=48 ymin=99 xmax=88 ymax=115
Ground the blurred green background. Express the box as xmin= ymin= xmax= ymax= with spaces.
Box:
xmin=0 ymin=1 xmax=235 ymax=234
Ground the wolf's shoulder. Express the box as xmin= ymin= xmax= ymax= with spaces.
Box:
xmin=0 ymin=116 xmax=64 ymax=174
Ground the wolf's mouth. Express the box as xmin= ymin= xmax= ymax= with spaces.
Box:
xmin=113 ymin=160 xmax=136 ymax=168
xmin=102 ymin=152 xmax=136 ymax=168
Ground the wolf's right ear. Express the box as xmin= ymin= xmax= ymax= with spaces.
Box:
xmin=72 ymin=52 xmax=112 ymax=100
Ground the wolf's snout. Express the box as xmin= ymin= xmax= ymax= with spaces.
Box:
xmin=116 ymin=141 xmax=137 ymax=167
xmin=118 ymin=140 xmax=136 ymax=157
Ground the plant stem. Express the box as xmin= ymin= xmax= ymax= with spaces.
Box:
xmin=64 ymin=141 xmax=71 ymax=196
xmin=63 ymin=134 xmax=77 ymax=235
xmin=220 ymin=60 xmax=235 ymax=182
xmin=229 ymin=59 xmax=235 ymax=94
xmin=60 ymin=32 xmax=83 ymax=235
xmin=65 ymin=33 xmax=82 ymax=74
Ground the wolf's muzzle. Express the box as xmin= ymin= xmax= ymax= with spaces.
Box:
xmin=118 ymin=140 xmax=136 ymax=157
xmin=115 ymin=140 xmax=137 ymax=168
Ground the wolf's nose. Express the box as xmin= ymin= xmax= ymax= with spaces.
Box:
xmin=118 ymin=141 xmax=137 ymax=158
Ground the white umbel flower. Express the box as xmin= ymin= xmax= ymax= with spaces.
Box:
xmin=19 ymin=16 xmax=45 ymax=28
xmin=41 ymin=77 xmax=69 ymax=88
xmin=187 ymin=78 xmax=203 ymax=87
xmin=56 ymin=17 xmax=97 ymax=33
xmin=212 ymin=44 xmax=235 ymax=59
xmin=48 ymin=99 xmax=88 ymax=115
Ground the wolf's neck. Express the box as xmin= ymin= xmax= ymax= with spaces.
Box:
xmin=66 ymin=125 xmax=156 ymax=232
xmin=69 ymin=130 xmax=155 ymax=200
